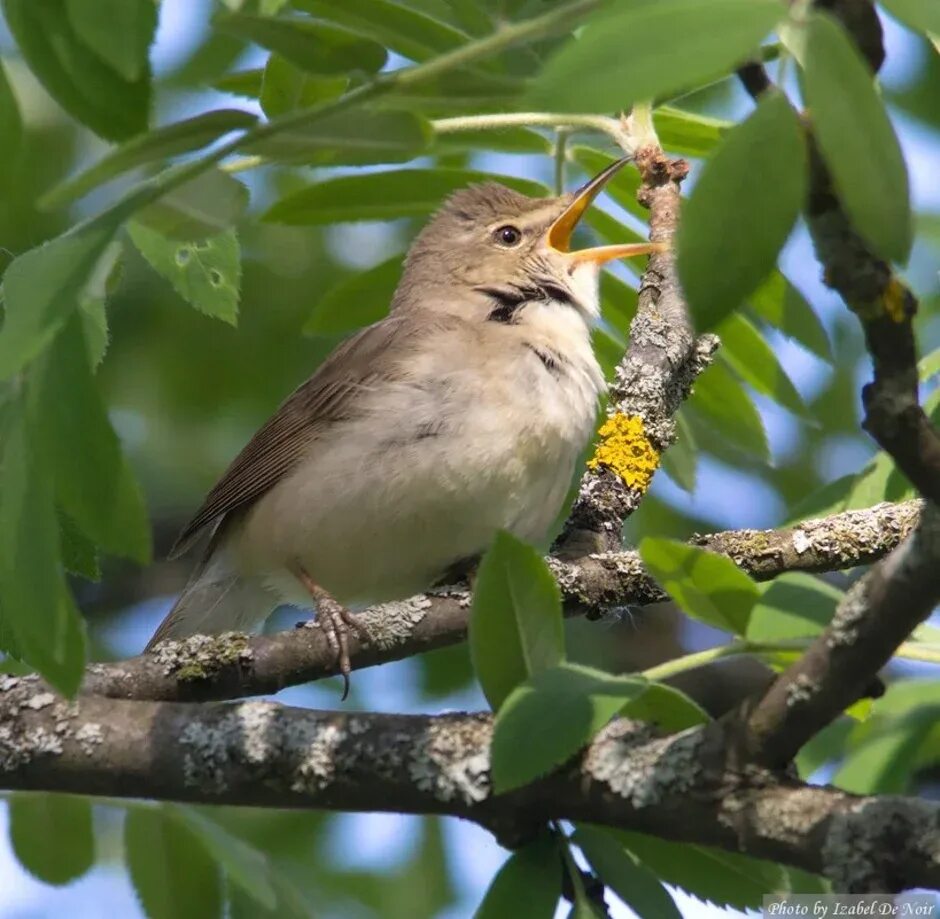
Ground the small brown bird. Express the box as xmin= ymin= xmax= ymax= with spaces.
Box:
xmin=147 ymin=157 xmax=661 ymax=694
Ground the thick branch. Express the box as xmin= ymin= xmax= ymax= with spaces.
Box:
xmin=82 ymin=500 xmax=922 ymax=703
xmin=559 ymin=145 xmax=717 ymax=556
xmin=2 ymin=677 xmax=939 ymax=893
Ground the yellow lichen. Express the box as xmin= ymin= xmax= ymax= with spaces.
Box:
xmin=587 ymin=413 xmax=660 ymax=492
xmin=882 ymin=276 xmax=908 ymax=323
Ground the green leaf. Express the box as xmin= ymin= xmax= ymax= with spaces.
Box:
xmin=432 ymin=126 xmax=552 ymax=155
xmin=0 ymin=397 xmax=87 ymax=695
xmin=216 ymin=13 xmax=387 ymax=75
xmin=475 ymin=835 xmax=561 ymax=919
xmin=574 ymin=826 xmax=681 ymax=919
xmin=678 ymin=93 xmax=805 ymax=330
xmin=469 ymin=530 xmax=564 ymax=710
xmin=293 ymin=0 xmax=469 ymax=61
xmin=304 ymin=255 xmax=400 ymax=336
xmin=614 ymin=830 xmax=789 ymax=911
xmin=64 ymin=0 xmax=156 ymax=82
xmin=639 ymin=538 xmax=760 ymax=634
xmin=41 ymin=110 xmax=257 ymax=210
xmin=653 ymin=106 xmax=729 ymax=158
xmin=2 ymin=0 xmax=151 ymax=140
xmin=491 ymin=663 xmax=647 ymax=792
xmin=619 ymin=680 xmax=710 ymax=731
xmin=134 ymin=168 xmax=249 ymax=240
xmin=9 ymin=794 xmax=94 ymax=885
xmin=0 ymin=219 xmax=120 ymax=380
xmin=746 ymin=573 xmax=841 ymax=642
xmin=572 ymin=147 xmax=645 ymax=221
xmin=748 ymin=271 xmax=831 ymax=362
xmin=803 ymin=13 xmax=912 ymax=262
xmin=0 ymin=61 xmax=22 ymax=159
xmin=686 ymin=359 xmax=769 ymax=460
xmin=529 ymin=0 xmax=783 ymax=113
xmin=126 ymin=807 xmax=223 ymax=919
xmin=264 ymin=169 xmax=549 ymax=225
xmin=128 ymin=224 xmax=241 ymax=325
xmin=58 ymin=508 xmax=100 ymax=581
xmin=31 ymin=316 xmax=151 ymax=563
xmin=259 ymin=54 xmax=347 ymax=118
xmin=878 ymin=0 xmax=940 ymax=38
xmin=78 ymin=240 xmax=123 ymax=368
xmin=214 ymin=68 xmax=264 ymax=100
xmin=716 ymin=313 xmax=808 ymax=418
xmin=660 ymin=408 xmax=697 ymax=493
xmin=245 ymin=109 xmax=431 ymax=166
xmin=168 ymin=807 xmax=276 ymax=910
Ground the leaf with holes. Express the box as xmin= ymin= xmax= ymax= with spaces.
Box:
xmin=128 ymin=223 xmax=240 ymax=325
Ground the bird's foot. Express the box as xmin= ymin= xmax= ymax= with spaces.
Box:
xmin=292 ymin=566 xmax=370 ymax=701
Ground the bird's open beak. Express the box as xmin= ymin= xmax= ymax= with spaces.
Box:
xmin=547 ymin=156 xmax=667 ymax=265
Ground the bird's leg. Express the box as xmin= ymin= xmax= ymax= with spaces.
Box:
xmin=291 ymin=565 xmax=370 ymax=701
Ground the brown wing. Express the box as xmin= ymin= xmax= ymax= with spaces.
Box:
xmin=169 ymin=315 xmax=415 ymax=558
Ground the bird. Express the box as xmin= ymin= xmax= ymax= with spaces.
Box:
xmin=145 ymin=157 xmax=663 ymax=696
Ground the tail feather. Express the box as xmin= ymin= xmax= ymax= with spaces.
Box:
xmin=145 ymin=557 xmax=276 ymax=652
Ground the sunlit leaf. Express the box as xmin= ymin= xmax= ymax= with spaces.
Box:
xmin=639 ymin=538 xmax=760 ymax=634
xmin=678 ymin=93 xmax=806 ymax=330
xmin=619 ymin=680 xmax=709 ymax=731
xmin=0 ymin=60 xmax=22 ymax=158
xmin=746 ymin=573 xmax=841 ymax=642
xmin=803 ymin=13 xmax=912 ymax=262
xmin=128 ymin=223 xmax=240 ymax=325
xmin=469 ymin=530 xmax=564 ymax=710
xmin=259 ymin=54 xmax=347 ymax=118
xmin=653 ymin=106 xmax=729 ymax=157
xmin=41 ymin=110 xmax=257 ymax=210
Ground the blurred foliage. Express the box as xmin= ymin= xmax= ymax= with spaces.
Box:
xmin=0 ymin=0 xmax=938 ymax=916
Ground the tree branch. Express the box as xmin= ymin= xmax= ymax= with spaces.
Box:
xmin=83 ymin=500 xmax=922 ymax=703
xmin=3 ymin=676 xmax=940 ymax=893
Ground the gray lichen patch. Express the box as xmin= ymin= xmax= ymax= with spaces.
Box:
xmin=409 ymin=714 xmax=491 ymax=805
xmin=0 ymin=682 xmax=78 ymax=772
xmin=149 ymin=632 xmax=253 ymax=681
xmin=786 ymin=673 xmax=817 ymax=707
xmin=358 ymin=596 xmax=433 ymax=650
xmin=584 ymin=720 xmax=703 ymax=808
xmin=823 ymin=797 xmax=940 ymax=892
xmin=288 ymin=718 xmax=347 ymax=794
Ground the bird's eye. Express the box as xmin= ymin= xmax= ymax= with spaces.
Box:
xmin=494 ymin=225 xmax=522 ymax=247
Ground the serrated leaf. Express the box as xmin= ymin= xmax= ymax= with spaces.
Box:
xmin=469 ymin=530 xmax=564 ymax=710
xmin=0 ymin=219 xmax=120 ymax=380
xmin=717 ymin=313 xmax=809 ymax=418
xmin=2 ymin=0 xmax=151 ymax=141
xmin=293 ymin=0 xmax=469 ymax=61
xmin=660 ymin=408 xmax=697 ymax=493
xmin=619 ymin=680 xmax=710 ymax=731
xmin=748 ymin=271 xmax=831 ymax=362
xmin=64 ymin=0 xmax=156 ymax=82
xmin=574 ymin=827 xmax=681 ymax=919
xmin=0 ymin=61 xmax=22 ymax=159
xmin=653 ymin=106 xmax=729 ymax=157
xmin=169 ymin=807 xmax=276 ymax=910
xmin=529 ymin=0 xmax=783 ymax=113
xmin=78 ymin=240 xmax=122 ymax=368
xmin=216 ymin=13 xmax=387 ymax=75
xmin=475 ymin=835 xmax=561 ymax=919
xmin=0 ymin=397 xmax=87 ymax=695
xmin=803 ymin=13 xmax=912 ymax=262
xmin=614 ymin=830 xmax=789 ymax=911
xmin=878 ymin=0 xmax=940 ymax=41
xmin=31 ymin=315 xmax=151 ymax=563
xmin=41 ymin=110 xmax=257 ymax=210
xmin=304 ymin=255 xmax=400 ymax=336
xmin=134 ymin=168 xmax=249 ymax=240
xmin=747 ymin=572 xmax=841 ymax=642
xmin=125 ymin=807 xmax=223 ymax=919
xmin=264 ymin=169 xmax=548 ymax=224
xmin=687 ymin=359 xmax=769 ymax=460
xmin=128 ymin=224 xmax=240 ymax=325
xmin=491 ymin=663 xmax=647 ymax=792
xmin=259 ymin=54 xmax=347 ymax=118
xmin=9 ymin=794 xmax=94 ymax=885
xmin=245 ymin=108 xmax=431 ymax=166
xmin=639 ymin=538 xmax=760 ymax=634
xmin=678 ymin=93 xmax=806 ymax=330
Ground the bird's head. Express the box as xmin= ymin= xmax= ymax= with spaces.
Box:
xmin=393 ymin=157 xmax=663 ymax=322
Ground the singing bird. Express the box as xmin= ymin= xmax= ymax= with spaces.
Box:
xmin=147 ymin=157 xmax=661 ymax=694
